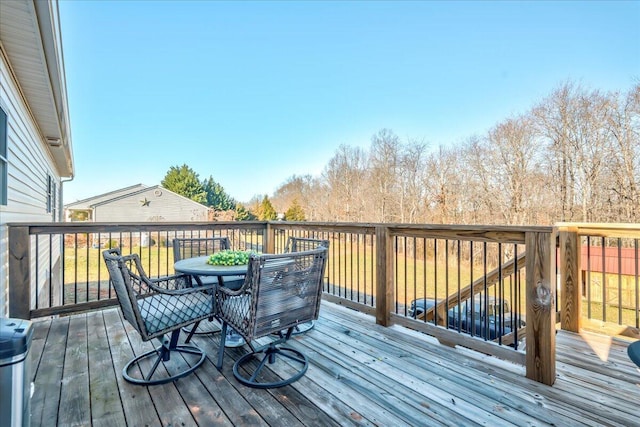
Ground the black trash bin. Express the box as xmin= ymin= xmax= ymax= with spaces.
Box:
xmin=0 ymin=318 xmax=33 ymax=427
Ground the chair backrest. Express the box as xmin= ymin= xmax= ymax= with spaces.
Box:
xmin=217 ymin=247 xmax=328 ymax=341
xmin=284 ymin=237 xmax=330 ymax=253
xmin=173 ymin=237 xmax=231 ymax=263
xmin=104 ymin=248 xmax=211 ymax=341
xmin=102 ymin=248 xmax=150 ymax=338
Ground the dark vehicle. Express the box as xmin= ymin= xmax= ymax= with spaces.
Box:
xmin=408 ymin=295 xmax=525 ymax=341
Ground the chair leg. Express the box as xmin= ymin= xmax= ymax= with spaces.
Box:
xmin=122 ymin=329 xmax=206 ymax=386
xmin=184 ymin=320 xmax=200 ymax=343
xmin=183 ymin=316 xmax=221 ymax=344
xmin=291 ymin=320 xmax=315 ymax=335
xmin=216 ymin=321 xmax=228 ymax=370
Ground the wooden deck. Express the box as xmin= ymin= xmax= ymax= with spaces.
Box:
xmin=28 ymin=302 xmax=640 ymax=427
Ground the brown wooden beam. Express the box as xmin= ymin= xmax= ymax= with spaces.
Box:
xmin=30 ymin=298 xmax=118 ymax=319
xmin=557 ymin=226 xmax=581 ymax=332
xmin=375 ymin=226 xmax=393 ymax=326
xmin=265 ymin=223 xmax=276 ymax=254
xmin=322 ymin=294 xmax=376 ymax=317
xmin=525 ymin=231 xmax=556 ymax=385
xmin=8 ymin=225 xmax=31 ymax=319
xmin=392 ymin=314 xmax=526 ymax=365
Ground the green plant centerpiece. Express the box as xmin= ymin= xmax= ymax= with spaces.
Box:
xmin=207 ymin=250 xmax=256 ymax=266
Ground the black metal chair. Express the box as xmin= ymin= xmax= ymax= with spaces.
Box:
xmin=102 ymin=248 xmax=214 ymax=385
xmin=284 ymin=236 xmax=330 ymax=253
xmin=282 ymin=237 xmax=330 ymax=334
xmin=173 ymin=237 xmax=244 ymax=340
xmin=215 ymin=247 xmax=328 ymax=388
xmin=173 ymin=237 xmax=231 ymax=282
xmin=629 ymin=340 xmax=640 ymax=368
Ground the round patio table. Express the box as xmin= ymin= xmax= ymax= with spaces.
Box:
xmin=174 ymin=255 xmax=248 ymax=347
xmin=174 ymin=255 xmax=248 ymax=286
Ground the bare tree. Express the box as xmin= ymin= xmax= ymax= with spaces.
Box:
xmin=398 ymin=140 xmax=428 ymax=223
xmin=606 ymin=84 xmax=640 ymax=221
xmin=486 ymin=115 xmax=543 ymax=224
xmin=321 ymin=144 xmax=368 ymax=221
xmin=368 ymin=129 xmax=402 ymax=222
xmin=533 ymin=82 xmax=579 ymax=221
xmin=424 ymin=145 xmax=465 ymax=224
xmin=266 ymin=81 xmax=639 ymax=226
xmin=272 ymin=174 xmax=318 ymax=219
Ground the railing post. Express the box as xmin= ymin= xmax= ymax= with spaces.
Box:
xmin=375 ymin=225 xmax=393 ymax=326
xmin=525 ymin=231 xmax=556 ymax=385
xmin=8 ymin=225 xmax=31 ymax=319
xmin=265 ymin=222 xmax=275 ymax=254
xmin=557 ymin=225 xmax=581 ymax=332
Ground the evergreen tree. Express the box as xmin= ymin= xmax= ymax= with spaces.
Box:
xmin=161 ymin=164 xmax=206 ymax=204
xmin=202 ymin=176 xmax=236 ymax=211
xmin=258 ymin=195 xmax=277 ymax=220
xmin=235 ymin=204 xmax=257 ymax=221
xmin=284 ymin=199 xmax=306 ymax=221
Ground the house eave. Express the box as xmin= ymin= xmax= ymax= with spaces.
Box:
xmin=0 ymin=0 xmax=74 ymax=178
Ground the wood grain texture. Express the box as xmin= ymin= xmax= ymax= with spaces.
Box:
xmin=525 ymin=231 xmax=556 ymax=385
xmin=58 ymin=315 xmax=91 ymax=426
xmin=30 ymin=317 xmax=69 ymax=427
xmin=557 ymin=222 xmax=640 ymax=239
xmin=86 ymin=311 xmax=127 ymax=427
xmin=558 ymin=227 xmax=581 ymax=332
xmin=375 ymin=226 xmax=392 ymax=326
xmin=8 ymin=225 xmax=30 ymax=318
xmin=28 ymin=303 xmax=640 ymax=427
xmin=101 ymin=309 xmax=161 ymax=427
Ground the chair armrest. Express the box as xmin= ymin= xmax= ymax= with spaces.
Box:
xmin=145 ymin=274 xmax=217 ymax=296
xmin=215 ymin=282 xmax=250 ymax=297
xmin=149 ymin=273 xmax=191 ymax=290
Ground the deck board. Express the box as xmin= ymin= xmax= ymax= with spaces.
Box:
xmin=102 ymin=308 xmax=161 ymax=427
xmin=29 ymin=302 xmax=640 ymax=427
xmin=31 ymin=317 xmax=68 ymax=427
xmin=58 ymin=315 xmax=91 ymax=426
xmin=86 ymin=311 xmax=127 ymax=427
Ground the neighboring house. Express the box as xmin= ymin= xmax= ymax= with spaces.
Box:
xmin=0 ymin=1 xmax=73 ymax=316
xmin=64 ymin=183 xmax=148 ymax=221
xmin=64 ymin=184 xmax=211 ymax=223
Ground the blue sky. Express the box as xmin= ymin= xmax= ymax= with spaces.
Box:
xmin=59 ymin=0 xmax=640 ymax=205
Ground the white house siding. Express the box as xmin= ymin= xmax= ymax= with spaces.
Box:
xmin=93 ymin=187 xmax=209 ymax=222
xmin=0 ymin=49 xmax=62 ymax=317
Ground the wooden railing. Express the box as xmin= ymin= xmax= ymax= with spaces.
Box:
xmin=8 ymin=222 xmax=267 ymax=318
xmin=8 ymin=221 xmax=562 ymax=384
xmin=555 ymin=223 xmax=640 ymax=338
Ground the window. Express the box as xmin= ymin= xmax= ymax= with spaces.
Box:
xmin=0 ymin=106 xmax=7 ymax=205
xmin=52 ymin=180 xmax=58 ymax=221
xmin=47 ymin=175 xmax=52 ymax=212
xmin=47 ymin=175 xmax=57 ymax=220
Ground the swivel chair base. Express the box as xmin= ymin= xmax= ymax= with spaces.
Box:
xmin=123 ymin=332 xmax=206 ymax=385
xmin=233 ymin=343 xmax=308 ymax=389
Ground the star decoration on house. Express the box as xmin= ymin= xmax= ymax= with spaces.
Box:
xmin=140 ymin=197 xmax=150 ymax=207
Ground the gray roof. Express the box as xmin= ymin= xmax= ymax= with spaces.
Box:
xmin=64 ymin=184 xmax=148 ymax=209
xmin=91 ymin=185 xmax=209 ymax=209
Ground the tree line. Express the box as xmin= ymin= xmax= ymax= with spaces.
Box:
xmin=271 ymin=81 xmax=639 ymax=225
xmin=160 ymin=165 xmax=304 ymax=221
xmin=164 ymin=81 xmax=638 ymax=226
